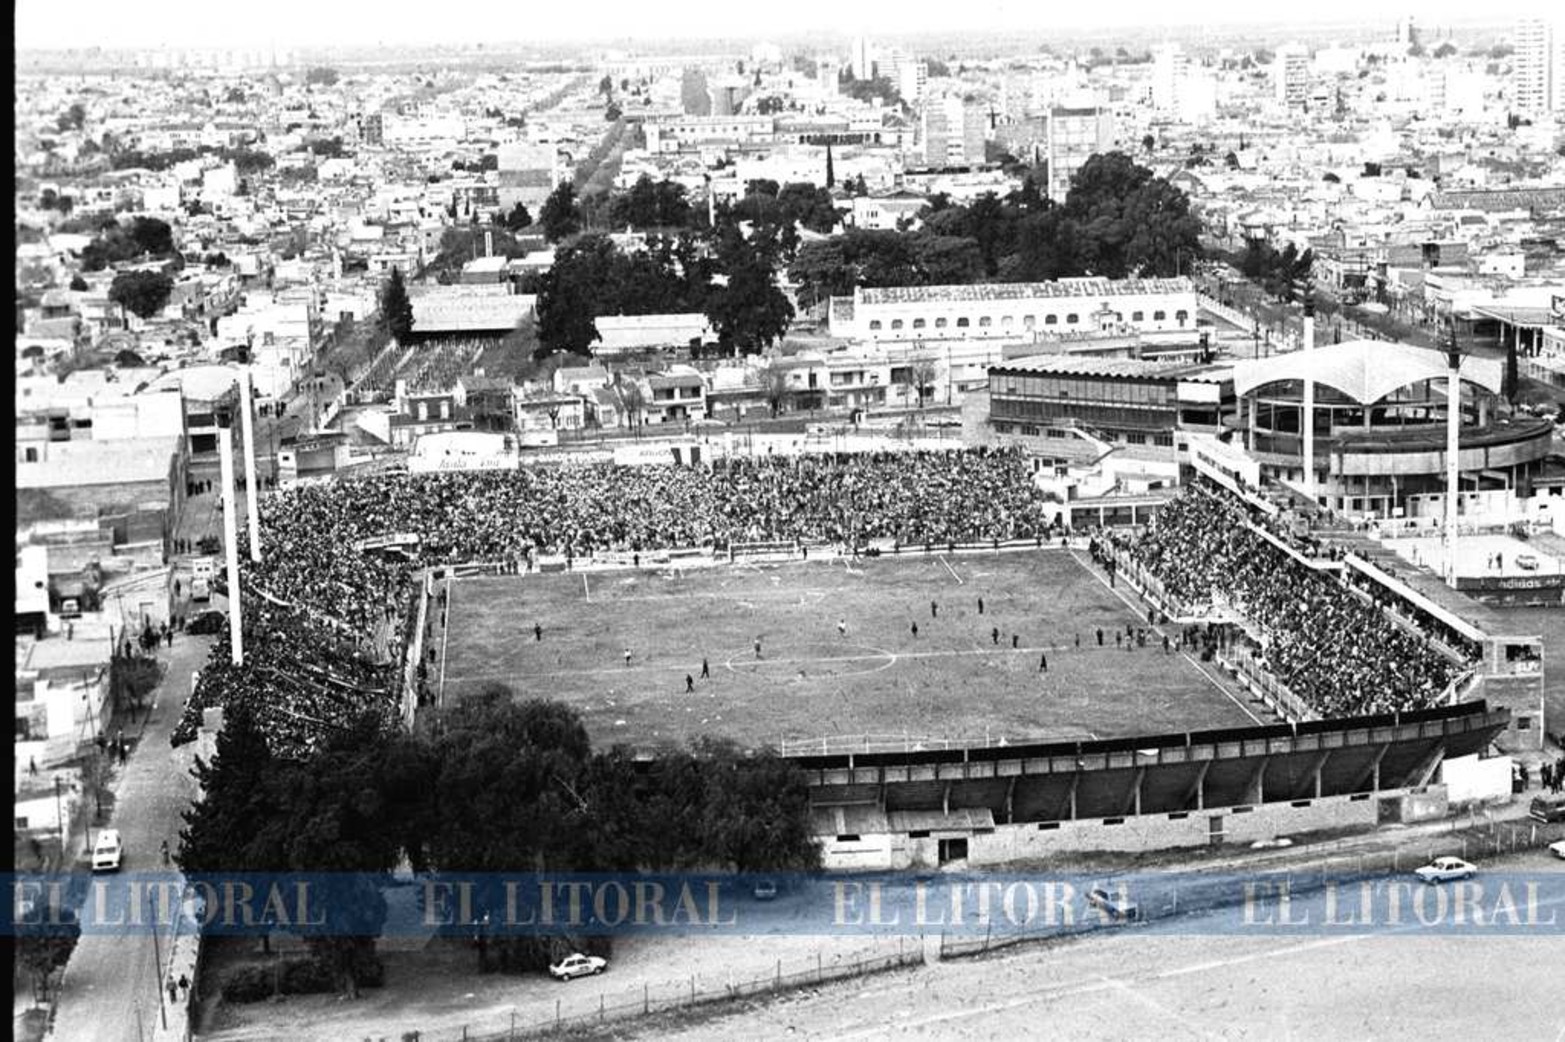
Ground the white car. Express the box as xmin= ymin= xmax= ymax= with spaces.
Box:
xmin=1516 ymin=553 xmax=1540 ymax=572
xmin=1085 ymin=885 xmax=1140 ymax=921
xmin=1413 ymin=856 xmax=1476 ymax=884
xmin=549 ymin=953 xmax=607 ymax=981
xmin=1548 ymin=839 xmax=1565 ymax=860
xmin=91 ymin=829 xmax=123 ymax=872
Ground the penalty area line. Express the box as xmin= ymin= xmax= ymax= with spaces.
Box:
xmin=938 ymin=555 xmax=964 ymax=584
xmin=582 ymin=573 xmax=590 ymax=603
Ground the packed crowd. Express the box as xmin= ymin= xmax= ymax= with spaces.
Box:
xmin=1118 ymin=482 xmax=1467 ymax=717
xmin=176 ymin=448 xmax=1060 ymax=752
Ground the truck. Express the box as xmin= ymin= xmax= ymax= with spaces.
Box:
xmin=190 ymin=557 xmax=216 ymax=603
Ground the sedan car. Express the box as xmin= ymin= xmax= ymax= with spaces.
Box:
xmin=548 ymin=953 xmax=607 ymax=981
xmin=1548 ymin=839 xmax=1565 ymax=860
xmin=186 ymin=609 xmax=227 ymax=635
xmin=1085 ymin=885 xmax=1139 ymax=921
xmin=1413 ymin=857 xmax=1476 ymax=884
xmin=91 ymin=829 xmax=123 ymax=872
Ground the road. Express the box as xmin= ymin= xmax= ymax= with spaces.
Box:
xmin=50 ymin=634 xmax=212 ymax=1042
xmin=643 ymin=847 xmax=1565 ymax=1042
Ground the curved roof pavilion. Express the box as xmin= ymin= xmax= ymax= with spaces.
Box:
xmin=1233 ymin=340 xmax=1503 ymax=405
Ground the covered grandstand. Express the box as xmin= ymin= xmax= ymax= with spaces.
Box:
xmin=800 ymin=701 xmax=1512 ymax=869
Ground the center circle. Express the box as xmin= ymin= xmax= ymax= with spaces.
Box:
xmin=726 ymin=642 xmax=897 ymax=679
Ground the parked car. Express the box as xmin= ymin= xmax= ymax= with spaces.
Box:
xmin=1531 ymin=793 xmax=1565 ymax=823
xmin=187 ymin=609 xmax=227 ymax=635
xmin=752 ymin=879 xmax=779 ymax=901
xmin=91 ymin=829 xmax=123 ymax=872
xmin=1516 ymin=553 xmax=1540 ymax=571
xmin=1413 ymin=857 xmax=1476 ymax=884
xmin=548 ymin=953 xmax=607 ymax=981
xmin=1085 ymin=885 xmax=1139 ymax=921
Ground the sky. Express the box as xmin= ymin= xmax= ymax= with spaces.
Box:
xmin=12 ymin=0 xmax=1550 ymax=51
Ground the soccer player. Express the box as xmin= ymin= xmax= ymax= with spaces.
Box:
xmin=1011 ymin=634 xmax=1018 ymax=649
xmin=911 ymin=621 xmax=919 ymax=638
xmin=624 ymin=648 xmax=632 ymax=667
xmin=686 ymin=674 xmax=695 ymax=693
xmin=838 ymin=618 xmax=847 ymax=637
xmin=977 ymin=596 xmax=984 ymax=615
xmin=991 ymin=626 xmax=1000 ymax=646
xmin=701 ymin=658 xmax=710 ymax=679
xmin=1038 ymin=652 xmax=1048 ymax=672
xmin=534 ymin=623 xmax=542 ymax=642
xmin=754 ymin=636 xmax=763 ymax=659
xmin=930 ymin=600 xmax=938 ymax=618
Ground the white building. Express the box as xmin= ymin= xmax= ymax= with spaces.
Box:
xmin=1274 ymin=44 xmax=1311 ymax=109
xmin=828 ymin=278 xmax=1201 ymax=344
xmin=1513 ymin=17 xmax=1564 ymax=115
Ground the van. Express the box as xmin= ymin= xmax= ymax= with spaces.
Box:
xmin=1529 ymin=792 xmax=1565 ymax=824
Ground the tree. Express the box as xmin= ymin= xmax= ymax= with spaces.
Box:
xmin=604 ymin=101 xmax=622 ymax=122
xmin=909 ymin=356 xmax=940 ymax=407
xmin=704 ymin=225 xmax=794 ymax=355
xmin=305 ymin=66 xmax=339 ymax=86
xmin=1141 ymin=133 xmax=1156 ymax=154
xmin=69 ymin=274 xmax=88 ymax=291
xmin=1433 ymin=41 xmax=1457 ymax=59
xmin=539 ymin=181 xmax=582 ymax=242
xmin=502 ymin=202 xmax=533 ymax=231
xmin=17 ymin=907 xmax=79 ymax=1006
xmin=598 ymin=74 xmax=614 ymax=97
xmin=775 ymin=182 xmax=838 ymax=234
xmin=377 ymin=267 xmax=415 ymax=343
xmin=761 ymin=366 xmax=790 ymax=417
xmin=107 ymin=270 xmax=173 ymax=320
xmin=129 ymin=216 xmax=175 ymax=257
xmin=534 ymin=235 xmax=615 ymax=356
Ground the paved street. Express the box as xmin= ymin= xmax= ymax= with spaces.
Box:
xmin=50 ymin=634 xmax=212 ymax=1042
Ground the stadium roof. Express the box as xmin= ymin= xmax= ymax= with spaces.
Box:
xmin=1232 ymin=340 xmax=1503 ymax=404
xmin=994 ymin=355 xmax=1225 ymax=381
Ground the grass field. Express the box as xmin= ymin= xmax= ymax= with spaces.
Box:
xmin=438 ymin=550 xmax=1266 ymax=752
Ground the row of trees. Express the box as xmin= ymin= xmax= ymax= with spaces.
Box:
xmin=177 ymin=690 xmax=820 ymax=991
xmin=1236 ymin=239 xmax=1316 ymax=303
xmin=787 ymin=151 xmax=1202 ymax=303
xmin=80 ymin=215 xmax=177 ymax=272
xmin=534 ymin=221 xmax=794 ymax=358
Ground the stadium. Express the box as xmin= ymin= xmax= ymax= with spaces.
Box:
xmin=179 ymin=429 xmax=1540 ymax=867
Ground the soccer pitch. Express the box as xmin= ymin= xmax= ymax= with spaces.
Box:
xmin=438 ymin=550 xmax=1265 ymax=752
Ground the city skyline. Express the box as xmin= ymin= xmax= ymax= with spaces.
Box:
xmin=13 ymin=0 xmax=1550 ymax=52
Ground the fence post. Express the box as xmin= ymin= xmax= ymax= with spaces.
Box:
xmin=817 ymin=952 xmax=823 ymax=982
xmin=555 ymin=998 xmax=560 ymax=1028
xmin=776 ymin=958 xmax=781 ymax=988
xmin=644 ymin=982 xmax=649 ymax=1014
xmin=600 ymin=993 xmax=605 ymax=1021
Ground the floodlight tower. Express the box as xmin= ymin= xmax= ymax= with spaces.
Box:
xmin=1443 ymin=321 xmax=1463 ymax=585
xmin=1301 ymin=290 xmax=1316 ymax=506
xmin=218 ymin=420 xmax=244 ymax=666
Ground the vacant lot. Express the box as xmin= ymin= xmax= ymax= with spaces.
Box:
xmin=440 ymin=550 xmax=1263 ymax=751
